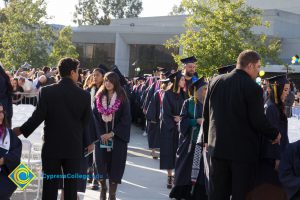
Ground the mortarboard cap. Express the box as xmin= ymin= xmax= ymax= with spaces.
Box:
xmin=136 ymin=76 xmax=146 ymax=81
xmin=180 ymin=56 xmax=197 ymax=65
xmin=168 ymin=70 xmax=183 ymax=82
xmin=160 ymin=78 xmax=170 ymax=84
xmin=190 ymin=77 xmax=207 ymax=91
xmin=98 ymin=64 xmax=109 ymax=74
xmin=111 ymin=65 xmax=127 ymax=86
xmin=266 ymin=74 xmax=289 ymax=104
xmin=266 ymin=74 xmax=289 ymax=86
xmin=217 ymin=64 xmax=235 ymax=75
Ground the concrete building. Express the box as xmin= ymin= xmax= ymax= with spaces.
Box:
xmin=72 ymin=6 xmax=300 ymax=87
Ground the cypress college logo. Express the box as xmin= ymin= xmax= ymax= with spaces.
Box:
xmin=8 ymin=163 xmax=36 ymax=190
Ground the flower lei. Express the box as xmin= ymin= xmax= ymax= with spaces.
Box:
xmin=96 ymin=92 xmax=121 ymax=122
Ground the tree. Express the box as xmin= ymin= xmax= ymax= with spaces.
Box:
xmin=0 ymin=0 xmax=54 ymax=69
xmin=73 ymin=0 xmax=110 ymax=25
xmin=48 ymin=26 xmax=79 ymax=66
xmin=166 ymin=0 xmax=281 ymax=76
xmin=73 ymin=0 xmax=143 ymax=26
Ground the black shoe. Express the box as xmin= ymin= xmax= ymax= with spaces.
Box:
xmin=167 ymin=176 xmax=173 ymax=189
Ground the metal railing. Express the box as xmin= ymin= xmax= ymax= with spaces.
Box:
xmin=12 ymin=92 xmax=39 ymax=106
xmin=292 ymin=106 xmax=300 ymax=119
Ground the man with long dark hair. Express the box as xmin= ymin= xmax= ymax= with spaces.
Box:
xmin=13 ymin=58 xmax=93 ymax=200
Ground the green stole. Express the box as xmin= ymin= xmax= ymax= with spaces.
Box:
xmin=188 ymin=99 xmax=200 ymax=144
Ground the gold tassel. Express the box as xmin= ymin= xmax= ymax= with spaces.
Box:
xmin=274 ymin=82 xmax=278 ymax=104
xmin=173 ymin=78 xmax=177 ymax=93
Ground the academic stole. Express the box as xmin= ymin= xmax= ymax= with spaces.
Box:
xmin=188 ymin=99 xmax=200 ymax=152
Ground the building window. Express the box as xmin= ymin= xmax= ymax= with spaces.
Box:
xmin=75 ymin=43 xmax=115 ymax=69
xmin=129 ymin=44 xmax=179 ymax=77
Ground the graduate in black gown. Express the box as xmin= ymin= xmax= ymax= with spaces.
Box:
xmin=0 ymin=104 xmax=22 ymax=200
xmin=279 ymin=140 xmax=300 ymax=200
xmin=257 ymin=75 xmax=290 ymax=190
xmin=160 ymin=71 xmax=187 ymax=189
xmin=93 ymin=72 xmax=131 ymax=200
xmin=180 ymin=56 xmax=198 ymax=97
xmin=146 ymin=78 xmax=170 ymax=159
xmin=170 ymin=77 xmax=208 ymax=200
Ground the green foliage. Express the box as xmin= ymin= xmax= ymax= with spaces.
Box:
xmin=48 ymin=26 xmax=79 ymax=67
xmin=0 ymin=0 xmax=54 ymax=69
xmin=73 ymin=0 xmax=143 ymax=25
xmin=166 ymin=0 xmax=282 ymax=77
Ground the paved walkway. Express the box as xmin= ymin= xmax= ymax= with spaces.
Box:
xmin=11 ymin=124 xmax=171 ymax=200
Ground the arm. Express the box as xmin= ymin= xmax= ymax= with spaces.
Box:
xmin=112 ymin=99 xmax=131 ymax=143
xmin=2 ymin=131 xmax=22 ymax=172
xmin=19 ymin=88 xmax=47 ymax=137
xmin=145 ymin=92 xmax=157 ymax=121
xmin=203 ymin=82 xmax=211 ymax=144
xmin=265 ymin=104 xmax=281 ymax=159
xmin=179 ymin=99 xmax=192 ymax=136
xmin=246 ymin=84 xmax=278 ymax=141
xmin=162 ymin=91 xmax=176 ymax=130
xmin=279 ymin=144 xmax=300 ymax=199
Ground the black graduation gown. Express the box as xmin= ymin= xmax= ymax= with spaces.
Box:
xmin=94 ymin=98 xmax=131 ymax=184
xmin=170 ymin=98 xmax=207 ymax=200
xmin=279 ymin=141 xmax=300 ymax=200
xmin=258 ymin=99 xmax=289 ymax=186
xmin=0 ymin=76 xmax=13 ymax=126
xmin=160 ymin=90 xmax=185 ymax=170
xmin=0 ymin=129 xmax=22 ymax=199
xmin=145 ymin=90 xmax=163 ymax=149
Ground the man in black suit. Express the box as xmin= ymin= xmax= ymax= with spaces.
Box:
xmin=14 ymin=58 xmax=93 ymax=200
xmin=203 ymin=50 xmax=281 ymax=200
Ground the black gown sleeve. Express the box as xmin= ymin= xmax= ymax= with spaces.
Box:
xmin=245 ymin=84 xmax=278 ymax=141
xmin=20 ymin=88 xmax=47 ymax=138
xmin=146 ymin=92 xmax=158 ymax=122
xmin=113 ymin=100 xmax=131 ymax=143
xmin=162 ymin=91 xmax=176 ymax=131
xmin=2 ymin=130 xmax=22 ymax=173
xmin=179 ymin=99 xmax=191 ymax=137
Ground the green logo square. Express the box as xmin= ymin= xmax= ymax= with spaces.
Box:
xmin=8 ymin=162 xmax=36 ymax=190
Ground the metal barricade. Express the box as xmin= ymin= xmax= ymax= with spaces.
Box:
xmin=292 ymin=106 xmax=300 ymax=119
xmin=12 ymin=92 xmax=39 ymax=106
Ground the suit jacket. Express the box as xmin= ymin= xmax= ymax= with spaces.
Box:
xmin=20 ymin=78 xmax=91 ymax=159
xmin=203 ymin=69 xmax=278 ymax=162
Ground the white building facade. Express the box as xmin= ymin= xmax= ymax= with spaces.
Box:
xmin=72 ymin=9 xmax=300 ymax=79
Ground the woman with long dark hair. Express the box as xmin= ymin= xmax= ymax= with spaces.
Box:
xmin=0 ymin=64 xmax=13 ymax=127
xmin=94 ymin=72 xmax=131 ymax=200
xmin=170 ymin=77 xmax=208 ymax=200
xmin=258 ymin=75 xmax=290 ymax=189
xmin=160 ymin=70 xmax=187 ymax=189
xmin=86 ymin=67 xmax=106 ymax=190
xmin=0 ymin=103 xmax=22 ymax=199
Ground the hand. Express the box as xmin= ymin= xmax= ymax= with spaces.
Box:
xmin=272 ymin=133 xmax=281 ymax=145
xmin=0 ymin=157 xmax=4 ymax=166
xmin=174 ymin=116 xmax=181 ymax=123
xmin=87 ymin=144 xmax=94 ymax=153
xmin=204 ymin=143 xmax=208 ymax=152
xmin=275 ymin=160 xmax=280 ymax=171
xmin=13 ymin=127 xmax=22 ymax=136
xmin=197 ymin=118 xmax=203 ymax=125
xmin=100 ymin=133 xmax=112 ymax=145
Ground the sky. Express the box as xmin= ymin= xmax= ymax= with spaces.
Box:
xmin=46 ymin=0 xmax=182 ymax=26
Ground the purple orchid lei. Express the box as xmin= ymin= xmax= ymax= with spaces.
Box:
xmin=96 ymin=95 xmax=121 ymax=116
